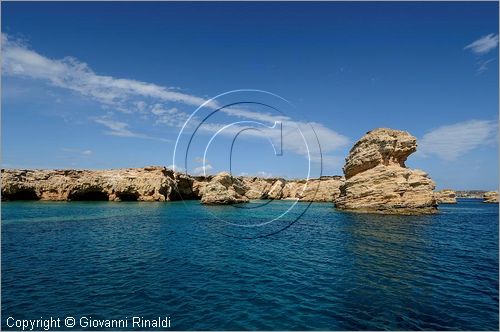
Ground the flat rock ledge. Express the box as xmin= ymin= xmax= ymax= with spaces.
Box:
xmin=335 ymin=128 xmax=438 ymax=215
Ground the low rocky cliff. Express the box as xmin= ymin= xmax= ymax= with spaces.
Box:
xmin=335 ymin=128 xmax=437 ymax=214
xmin=1 ymin=167 xmax=343 ymax=203
xmin=483 ymin=191 xmax=499 ymax=203
xmin=1 ymin=167 xmax=177 ymax=201
xmin=435 ymin=190 xmax=457 ymax=204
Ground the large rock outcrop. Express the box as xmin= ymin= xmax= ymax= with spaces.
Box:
xmin=240 ymin=176 xmax=343 ymax=202
xmin=435 ymin=190 xmax=457 ymax=204
xmin=2 ymin=167 xmax=344 ymax=205
xmin=335 ymin=128 xmax=437 ymax=214
xmin=1 ymin=166 xmax=178 ymax=202
xmin=483 ymin=191 xmax=499 ymax=203
xmin=200 ymin=172 xmax=249 ymax=205
xmin=281 ymin=176 xmax=343 ymax=202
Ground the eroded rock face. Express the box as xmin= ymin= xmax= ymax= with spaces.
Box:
xmin=483 ymin=191 xmax=499 ymax=203
xmin=240 ymin=177 xmax=277 ymax=200
xmin=335 ymin=128 xmax=437 ymax=214
xmin=200 ymin=172 xmax=249 ymax=205
xmin=343 ymin=128 xmax=417 ymax=179
xmin=435 ymin=190 xmax=457 ymax=204
xmin=1 ymin=168 xmax=345 ymax=204
xmin=1 ymin=167 xmax=177 ymax=202
xmin=281 ymin=177 xmax=343 ymax=202
xmin=240 ymin=176 xmax=343 ymax=202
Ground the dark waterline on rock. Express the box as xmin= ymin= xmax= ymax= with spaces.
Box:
xmin=2 ymin=199 xmax=498 ymax=330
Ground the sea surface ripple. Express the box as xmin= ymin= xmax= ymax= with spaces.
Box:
xmin=2 ymin=199 xmax=498 ymax=330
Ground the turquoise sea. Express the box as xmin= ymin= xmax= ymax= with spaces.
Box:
xmin=2 ymin=199 xmax=498 ymax=330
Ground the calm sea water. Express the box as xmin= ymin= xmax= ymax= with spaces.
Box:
xmin=2 ymin=199 xmax=498 ymax=330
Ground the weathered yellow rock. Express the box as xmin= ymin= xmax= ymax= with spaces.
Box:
xmin=289 ymin=177 xmax=343 ymax=202
xmin=1 ymin=167 xmax=346 ymax=204
xmin=435 ymin=190 xmax=457 ymax=204
xmin=200 ymin=172 xmax=249 ymax=205
xmin=1 ymin=167 xmax=176 ymax=201
xmin=343 ymin=128 xmax=417 ymax=179
xmin=240 ymin=177 xmax=277 ymax=199
xmin=483 ymin=191 xmax=499 ymax=203
xmin=335 ymin=128 xmax=437 ymax=214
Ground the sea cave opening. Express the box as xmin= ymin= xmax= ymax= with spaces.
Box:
xmin=3 ymin=189 xmax=39 ymax=200
xmin=116 ymin=192 xmax=139 ymax=201
xmin=68 ymin=189 xmax=109 ymax=201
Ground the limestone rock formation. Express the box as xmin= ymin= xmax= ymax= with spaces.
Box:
xmin=280 ymin=177 xmax=343 ymax=202
xmin=435 ymin=190 xmax=457 ymax=204
xmin=240 ymin=176 xmax=343 ymax=202
xmin=343 ymin=128 xmax=416 ymax=179
xmin=483 ymin=191 xmax=499 ymax=203
xmin=240 ymin=177 xmax=279 ymax=200
xmin=200 ymin=172 xmax=249 ymax=205
xmin=335 ymin=128 xmax=437 ymax=214
xmin=1 ymin=167 xmax=179 ymax=202
xmin=0 ymin=168 xmax=353 ymax=204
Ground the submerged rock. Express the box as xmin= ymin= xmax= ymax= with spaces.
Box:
xmin=335 ymin=128 xmax=437 ymax=214
xmin=483 ymin=191 xmax=499 ymax=203
xmin=435 ymin=190 xmax=457 ymax=204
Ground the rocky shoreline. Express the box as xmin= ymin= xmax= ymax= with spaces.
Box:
xmin=2 ymin=128 xmax=497 ymax=213
xmin=0 ymin=167 xmax=343 ymax=203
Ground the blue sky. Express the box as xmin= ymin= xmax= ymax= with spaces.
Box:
xmin=1 ymin=1 xmax=498 ymax=190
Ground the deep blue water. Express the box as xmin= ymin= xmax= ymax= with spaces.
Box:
xmin=2 ymin=199 xmax=498 ymax=330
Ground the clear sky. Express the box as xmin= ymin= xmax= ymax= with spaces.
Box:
xmin=1 ymin=1 xmax=498 ymax=190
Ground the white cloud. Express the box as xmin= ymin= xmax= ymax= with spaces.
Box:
xmin=200 ymin=119 xmax=351 ymax=156
xmin=193 ymin=164 xmax=213 ymax=175
xmin=477 ymin=58 xmax=496 ymax=73
xmin=151 ymin=104 xmax=190 ymax=127
xmin=194 ymin=157 xmax=209 ymax=164
xmin=135 ymin=101 xmax=147 ymax=113
xmin=419 ymin=120 xmax=497 ymax=160
xmin=93 ymin=117 xmax=170 ymax=142
xmin=61 ymin=148 xmax=93 ymax=156
xmin=94 ymin=118 xmax=140 ymax=138
xmin=465 ymin=34 xmax=499 ymax=54
xmin=2 ymin=33 xmax=349 ymax=166
xmin=192 ymin=157 xmax=212 ymax=175
xmin=1 ymin=33 xmax=206 ymax=115
xmin=256 ymin=171 xmax=273 ymax=178
xmin=167 ymin=164 xmax=186 ymax=173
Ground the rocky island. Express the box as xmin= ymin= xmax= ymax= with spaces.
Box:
xmin=483 ymin=191 xmax=499 ymax=203
xmin=435 ymin=190 xmax=457 ymax=204
xmin=1 ymin=128 xmax=495 ymax=213
xmin=334 ymin=128 xmax=437 ymax=214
